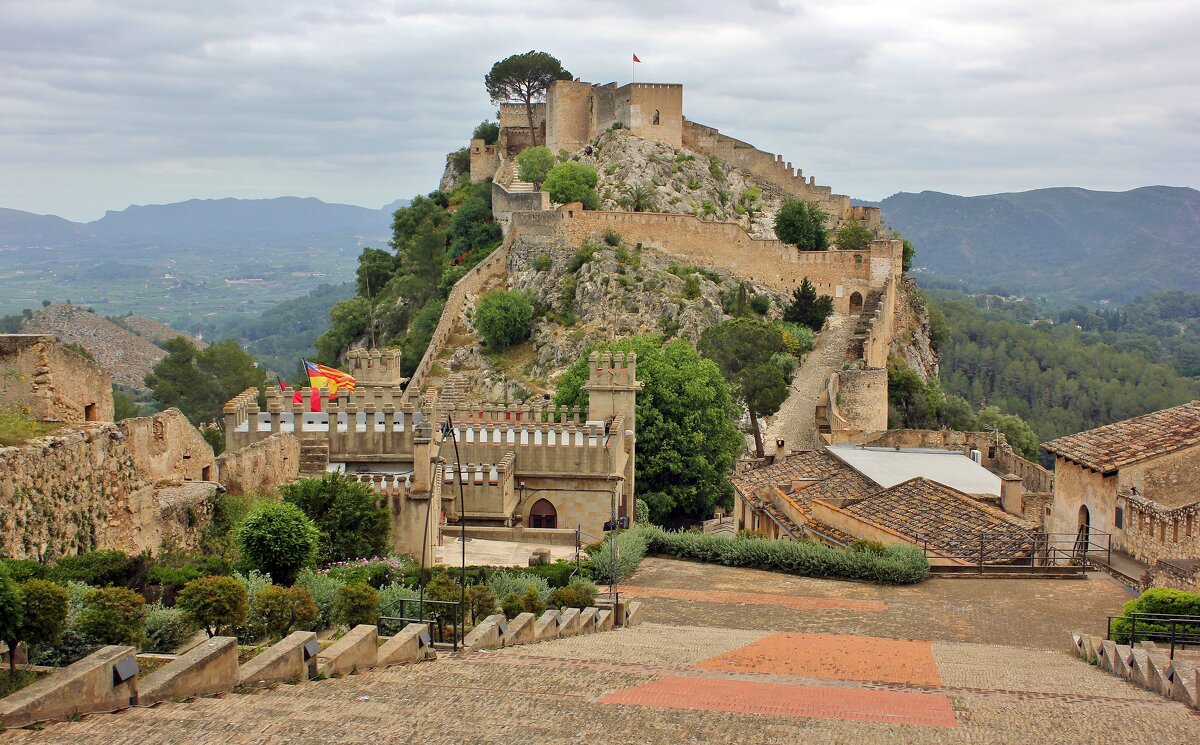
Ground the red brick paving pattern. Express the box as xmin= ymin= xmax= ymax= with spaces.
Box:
xmin=598 ymin=675 xmax=959 ymax=728
xmin=696 ymin=632 xmax=942 ymax=686
xmin=616 ymin=585 xmax=887 ymax=612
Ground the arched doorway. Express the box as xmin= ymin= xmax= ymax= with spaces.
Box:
xmin=849 ymin=292 xmax=864 ymax=315
xmin=530 ymin=498 xmax=557 ymax=529
xmin=1075 ymin=504 xmax=1091 ymax=558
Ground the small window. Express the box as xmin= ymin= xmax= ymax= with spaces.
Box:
xmin=1114 ymin=507 xmax=1123 ymax=529
xmin=84 ymin=403 xmax=98 ymax=421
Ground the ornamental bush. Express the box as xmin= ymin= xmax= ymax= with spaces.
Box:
xmin=639 ymin=526 xmax=929 ymax=585
xmin=463 ymin=584 xmax=497 ymax=625
xmin=588 ymin=530 xmax=649 ymax=585
xmin=1110 ymin=587 xmax=1200 ymax=644
xmin=547 ymin=578 xmax=598 ymax=610
xmin=500 ymin=588 xmax=546 ymax=619
xmin=294 ymin=568 xmax=343 ymax=630
xmin=473 ymin=289 xmax=534 ymax=350
xmin=144 ymin=603 xmax=197 ymax=652
xmin=486 ymin=571 xmax=550 ymax=605
xmin=49 ymin=549 xmax=151 ymax=589
xmin=176 ymin=575 xmax=249 ymax=637
xmin=279 ymin=474 xmax=389 ymax=565
xmin=334 ymin=582 xmax=380 ymax=628
xmin=75 ymin=587 xmax=147 ymax=646
xmin=236 ymin=501 xmax=320 ymax=585
xmin=253 ymin=585 xmax=319 ymax=641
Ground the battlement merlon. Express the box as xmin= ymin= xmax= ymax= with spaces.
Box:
xmin=346 ymin=348 xmax=407 ymax=387
xmin=584 ymin=351 xmax=641 ymax=391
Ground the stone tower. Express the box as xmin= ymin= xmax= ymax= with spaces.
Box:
xmin=346 ymin=348 xmax=406 ymax=387
xmin=584 ymin=351 xmax=642 ymax=507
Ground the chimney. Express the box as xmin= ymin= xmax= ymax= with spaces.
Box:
xmin=1000 ymin=473 xmax=1023 ymax=516
xmin=775 ymin=437 xmax=788 ymax=459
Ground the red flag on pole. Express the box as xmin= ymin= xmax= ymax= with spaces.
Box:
xmin=633 ymin=54 xmax=641 ymax=63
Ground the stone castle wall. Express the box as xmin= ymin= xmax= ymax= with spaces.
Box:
xmin=0 ymin=409 xmax=217 ymax=560
xmin=216 ymin=432 xmax=300 ymax=496
xmin=512 ymin=206 xmax=902 ymax=314
xmin=1 ymin=334 xmax=114 ymax=424
xmin=546 ymin=80 xmax=684 ymax=155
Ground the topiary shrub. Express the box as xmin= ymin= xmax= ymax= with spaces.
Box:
xmin=75 ymin=587 xmax=147 ymax=646
xmin=237 ymin=502 xmax=320 ymax=586
xmin=334 ymin=582 xmax=380 ymax=628
xmin=253 ymin=585 xmax=318 ymax=641
xmin=144 ymin=603 xmax=197 ymax=652
xmin=547 ymin=578 xmax=598 ymax=610
xmin=176 ymin=575 xmax=248 ymax=638
xmin=473 ymin=289 xmax=534 ymax=350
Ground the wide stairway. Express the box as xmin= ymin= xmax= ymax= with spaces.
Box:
xmin=765 ymin=314 xmax=855 ymax=452
xmin=497 ymin=160 xmax=535 ymax=192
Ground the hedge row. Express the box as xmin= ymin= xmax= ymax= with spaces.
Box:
xmin=639 ymin=526 xmax=930 ymax=585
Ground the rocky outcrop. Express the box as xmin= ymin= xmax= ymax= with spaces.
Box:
xmin=0 ymin=408 xmax=217 ymax=560
xmin=889 ymin=280 xmax=939 ymax=381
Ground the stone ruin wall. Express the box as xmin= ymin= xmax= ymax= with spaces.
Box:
xmin=1 ymin=334 xmax=114 ymax=424
xmin=216 ymin=432 xmax=300 ymax=496
xmin=512 ymin=207 xmax=902 ymax=315
xmin=0 ymin=409 xmax=217 ymax=561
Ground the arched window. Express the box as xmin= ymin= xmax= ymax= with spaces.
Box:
xmin=849 ymin=292 xmax=864 ymax=315
xmin=652 ymin=109 xmax=660 ymax=125
xmin=530 ymin=498 xmax=557 ymax=529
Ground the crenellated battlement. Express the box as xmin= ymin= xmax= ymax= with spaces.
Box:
xmin=346 ymin=348 xmax=406 ymax=387
xmin=587 ymin=351 xmax=639 ymax=389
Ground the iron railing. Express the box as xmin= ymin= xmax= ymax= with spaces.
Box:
xmin=378 ymin=597 xmax=463 ymax=651
xmin=1107 ymin=612 xmax=1200 ymax=659
xmin=916 ymin=530 xmax=1111 ymax=570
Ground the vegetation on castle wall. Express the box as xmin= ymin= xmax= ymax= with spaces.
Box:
xmin=473 ymin=289 xmax=535 ymax=350
xmin=554 ymin=335 xmax=743 ymax=525
xmin=472 ymin=120 xmax=500 ymax=145
xmin=774 ymin=200 xmax=829 ymax=252
xmin=544 ymin=161 xmax=599 ymax=207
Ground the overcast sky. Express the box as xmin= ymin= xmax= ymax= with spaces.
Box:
xmin=2 ymin=0 xmax=1197 ymax=221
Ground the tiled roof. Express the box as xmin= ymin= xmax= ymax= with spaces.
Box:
xmin=731 ymin=451 xmax=849 ymax=493
xmin=838 ymin=477 xmax=1037 ymax=562
xmin=1041 ymin=400 xmax=1200 ymax=473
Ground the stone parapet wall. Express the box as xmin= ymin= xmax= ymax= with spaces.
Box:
xmin=861 ymin=278 xmax=898 ymax=368
xmin=217 ymin=432 xmax=300 ymax=496
xmin=0 ymin=334 xmax=114 ymax=424
xmin=1121 ymin=496 xmax=1200 ymax=567
xmin=0 ymin=409 xmax=216 ymax=560
xmin=492 ymin=181 xmax=550 ymax=232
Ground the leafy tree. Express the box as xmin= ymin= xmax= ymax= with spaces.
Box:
xmin=700 ymin=319 xmax=790 ymax=458
xmin=783 ymin=278 xmax=834 ymax=331
xmin=619 ymin=184 xmax=657 ymax=213
xmin=472 ymin=120 xmax=500 ymax=145
xmin=176 ymin=576 xmax=248 ymax=637
xmin=0 ymin=577 xmax=69 ymax=677
xmin=888 ymin=228 xmax=916 ymax=272
xmin=515 ymin=146 xmax=555 ymax=186
xmin=315 ymin=297 xmax=371 ymax=364
xmin=473 ymin=289 xmax=534 ymax=350
xmin=252 ymin=585 xmax=318 ymax=640
xmin=484 ymin=51 xmax=572 ymax=147
xmin=356 ymin=247 xmax=397 ymax=298
xmin=279 ymin=473 xmax=389 ymax=565
xmin=774 ymin=200 xmax=829 ymax=251
xmin=145 ymin=337 xmax=266 ymax=425
xmin=0 ymin=572 xmax=24 ymax=675
xmin=543 ymin=162 xmax=599 ymax=207
xmin=464 ymin=584 xmax=497 ymax=625
xmin=75 ymin=587 xmax=147 ymax=646
xmin=555 ymin=336 xmax=742 ymax=524
xmin=112 ymin=387 xmax=142 ymax=421
xmin=237 ymin=502 xmax=320 ymax=586
xmin=835 ymin=219 xmax=874 ymax=251
xmin=334 ymin=582 xmax=380 ymax=628
xmin=976 ymin=405 xmax=1040 ymax=461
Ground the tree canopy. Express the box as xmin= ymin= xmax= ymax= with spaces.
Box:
xmin=835 ymin=219 xmax=874 ymax=251
xmin=515 ymin=146 xmax=554 ymax=186
xmin=145 ymin=337 xmax=266 ymax=426
xmin=473 ymin=289 xmax=534 ymax=350
xmin=472 ymin=120 xmax=500 ymax=145
xmin=782 ymin=277 xmax=833 ymax=331
xmin=484 ymin=51 xmax=572 ymax=147
xmin=279 ymin=473 xmax=390 ymax=565
xmin=774 ymin=200 xmax=829 ymax=251
xmin=554 ymin=336 xmax=743 ymax=525
xmin=543 ymin=162 xmax=599 ymax=207
xmin=700 ymin=319 xmax=790 ymax=457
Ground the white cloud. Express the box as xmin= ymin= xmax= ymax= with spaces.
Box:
xmin=0 ymin=0 xmax=1196 ymax=220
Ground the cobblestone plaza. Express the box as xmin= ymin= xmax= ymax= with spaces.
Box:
xmin=6 ymin=558 xmax=1198 ymax=744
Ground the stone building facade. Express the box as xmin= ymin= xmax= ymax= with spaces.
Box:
xmin=1043 ymin=402 xmax=1200 ymax=580
xmin=1 ymin=334 xmax=114 ymax=424
xmin=222 ymin=351 xmax=641 ymax=563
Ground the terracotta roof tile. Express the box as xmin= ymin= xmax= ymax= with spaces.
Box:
xmin=1041 ymin=400 xmax=1200 ymax=473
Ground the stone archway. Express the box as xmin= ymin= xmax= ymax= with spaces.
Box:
xmin=530 ymin=498 xmax=557 ymax=529
xmin=849 ymin=292 xmax=864 ymax=315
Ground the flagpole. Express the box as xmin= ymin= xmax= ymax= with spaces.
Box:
xmin=632 ymin=53 xmax=635 ymax=84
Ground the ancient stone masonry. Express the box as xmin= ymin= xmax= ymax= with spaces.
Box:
xmin=1 ymin=334 xmax=114 ymax=424
xmin=222 ymin=351 xmax=640 ymax=562
xmin=216 ymin=432 xmax=300 ymax=496
xmin=0 ymin=409 xmax=217 ymax=560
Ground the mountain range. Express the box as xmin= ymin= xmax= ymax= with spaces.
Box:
xmin=868 ymin=185 xmax=1200 ymax=304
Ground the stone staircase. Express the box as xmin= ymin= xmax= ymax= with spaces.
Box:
xmin=299 ymin=439 xmax=329 ymax=477
xmin=846 ymin=290 xmax=883 ymax=362
xmin=497 ymin=160 xmax=536 ymax=192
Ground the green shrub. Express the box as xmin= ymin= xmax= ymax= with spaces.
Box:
xmin=143 ymin=603 xmax=197 ymax=652
xmin=850 ymin=540 xmax=888 ymax=555
xmin=519 ymin=561 xmax=587 ymax=588
xmin=473 ymin=289 xmax=534 ymax=350
xmin=543 ymin=162 xmax=599 ymax=206
xmin=532 ymin=253 xmax=552 ymax=272
xmin=0 ymin=559 xmax=48 ymax=583
xmin=464 ymin=584 xmax=497 ymax=625
xmin=749 ymin=294 xmax=771 ymax=315
xmin=1110 ymin=588 xmax=1200 ymax=644
xmin=0 ymin=405 xmax=55 ymax=446
xmin=49 ymin=550 xmax=151 ymax=589
xmin=487 ymin=571 xmax=550 ymax=605
xmin=279 ymin=473 xmax=389 ymax=566
xmin=236 ymin=502 xmax=320 ymax=586
xmin=602 ymin=229 xmax=622 ymax=247
xmin=293 ymin=568 xmax=342 ymax=630
xmin=75 ymin=587 xmax=147 ymax=646
xmin=176 ymin=576 xmax=249 ymax=637
xmin=0 ymin=577 xmax=69 ymax=675
xmin=566 ymin=241 xmax=597 ymax=273
xmin=588 ymin=530 xmax=649 ymax=585
xmin=147 ymin=554 xmax=233 ymax=588
xmin=547 ymin=578 xmax=598 ymax=610
xmin=322 ymin=557 xmax=413 ymax=590
xmin=683 ymin=274 xmax=701 ymax=300
xmin=639 ymin=525 xmax=929 ymax=584
xmin=253 ymin=585 xmax=318 ymax=641
xmin=635 ymin=499 xmax=650 ymax=525
xmin=500 ymin=588 xmax=546 ymax=619
xmin=335 ymin=583 xmax=380 ymax=628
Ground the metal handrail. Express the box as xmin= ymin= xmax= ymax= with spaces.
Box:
xmin=1107 ymin=612 xmax=1200 ymax=660
xmin=379 ymin=597 xmax=463 ymax=651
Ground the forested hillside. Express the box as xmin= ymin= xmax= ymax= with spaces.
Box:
xmin=928 ymin=290 xmax=1200 ymax=442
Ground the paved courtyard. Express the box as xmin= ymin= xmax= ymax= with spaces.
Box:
xmin=6 ymin=557 xmax=1198 ymax=744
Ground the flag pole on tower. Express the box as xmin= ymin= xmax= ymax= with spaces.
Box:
xmin=632 ymin=53 xmax=640 ymax=83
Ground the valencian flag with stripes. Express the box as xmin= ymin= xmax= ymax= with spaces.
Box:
xmin=303 ymin=359 xmax=356 ymax=395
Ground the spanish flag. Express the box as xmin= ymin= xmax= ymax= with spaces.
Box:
xmin=304 ymin=359 xmax=356 ymax=395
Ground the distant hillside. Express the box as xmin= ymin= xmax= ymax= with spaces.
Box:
xmin=873 ymin=186 xmax=1200 ymax=304
xmin=114 ymin=314 xmax=208 ymax=350
xmin=19 ymin=305 xmax=174 ymax=389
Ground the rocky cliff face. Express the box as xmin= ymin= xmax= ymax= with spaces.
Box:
xmin=890 ymin=280 xmax=939 ymax=381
